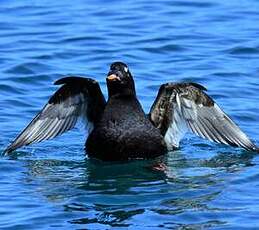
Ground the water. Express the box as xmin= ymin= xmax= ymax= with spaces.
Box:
xmin=1 ymin=0 xmax=259 ymax=229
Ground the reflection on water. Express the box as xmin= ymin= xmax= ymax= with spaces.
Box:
xmin=16 ymin=149 xmax=254 ymax=229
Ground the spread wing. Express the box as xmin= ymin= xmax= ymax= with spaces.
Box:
xmin=4 ymin=76 xmax=106 ymax=154
xmin=149 ymin=82 xmax=257 ymax=151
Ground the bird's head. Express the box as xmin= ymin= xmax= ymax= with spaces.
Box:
xmin=106 ymin=62 xmax=136 ymax=98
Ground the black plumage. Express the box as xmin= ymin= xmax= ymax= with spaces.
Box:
xmin=86 ymin=94 xmax=167 ymax=160
xmin=4 ymin=62 xmax=258 ymax=160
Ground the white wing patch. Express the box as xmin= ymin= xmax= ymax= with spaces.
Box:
xmin=4 ymin=76 xmax=106 ymax=155
xmin=5 ymin=93 xmax=90 ymax=153
xmin=164 ymin=91 xmax=257 ymax=151
xmin=164 ymin=104 xmax=188 ymax=149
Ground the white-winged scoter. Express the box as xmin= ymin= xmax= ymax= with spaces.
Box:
xmin=4 ymin=62 xmax=258 ymax=160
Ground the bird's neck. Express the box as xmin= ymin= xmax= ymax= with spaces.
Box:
xmin=108 ymin=93 xmax=136 ymax=101
xmin=105 ymin=93 xmax=144 ymax=119
xmin=108 ymin=87 xmax=136 ymax=98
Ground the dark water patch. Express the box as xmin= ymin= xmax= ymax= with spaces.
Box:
xmin=11 ymin=74 xmax=52 ymax=84
xmin=133 ymin=37 xmax=171 ymax=45
xmin=205 ymin=14 xmax=242 ymax=23
xmin=52 ymin=52 xmax=83 ymax=60
xmin=1 ymin=3 xmax=46 ymax=11
xmin=0 ymin=84 xmax=25 ymax=95
xmin=0 ymin=31 xmax=59 ymax=41
xmin=30 ymin=54 xmax=54 ymax=60
xmin=234 ymin=10 xmax=259 ymax=17
xmin=5 ymin=63 xmax=52 ymax=75
xmin=227 ymin=46 xmax=259 ymax=55
xmin=3 ymin=99 xmax=32 ymax=108
xmin=207 ymin=93 xmax=228 ymax=100
xmin=174 ymin=33 xmax=217 ymax=41
xmin=233 ymin=113 xmax=258 ymax=122
xmin=0 ymin=22 xmax=19 ymax=31
xmin=17 ymin=39 xmax=60 ymax=46
xmin=141 ymin=44 xmax=187 ymax=54
xmin=163 ymin=9 xmax=191 ymax=16
xmin=20 ymin=8 xmax=59 ymax=17
xmin=106 ymin=31 xmax=141 ymax=39
xmin=40 ymin=21 xmax=72 ymax=27
xmin=170 ymin=1 xmax=218 ymax=8
xmin=61 ymin=35 xmax=105 ymax=44
xmin=211 ymin=72 xmax=251 ymax=81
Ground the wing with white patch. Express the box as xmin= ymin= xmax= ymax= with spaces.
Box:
xmin=4 ymin=76 xmax=106 ymax=154
xmin=149 ymin=82 xmax=257 ymax=151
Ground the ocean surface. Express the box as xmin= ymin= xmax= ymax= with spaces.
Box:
xmin=1 ymin=0 xmax=259 ymax=229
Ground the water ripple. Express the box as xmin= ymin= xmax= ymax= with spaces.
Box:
xmin=1 ymin=0 xmax=259 ymax=229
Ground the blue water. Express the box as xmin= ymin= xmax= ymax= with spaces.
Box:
xmin=1 ymin=0 xmax=259 ymax=229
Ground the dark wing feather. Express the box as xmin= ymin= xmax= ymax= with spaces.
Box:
xmin=4 ymin=76 xmax=106 ymax=154
xmin=149 ymin=82 xmax=257 ymax=151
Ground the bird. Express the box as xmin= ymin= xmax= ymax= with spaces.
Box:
xmin=4 ymin=62 xmax=258 ymax=160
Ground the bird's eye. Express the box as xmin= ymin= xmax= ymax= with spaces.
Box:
xmin=124 ymin=67 xmax=128 ymax=73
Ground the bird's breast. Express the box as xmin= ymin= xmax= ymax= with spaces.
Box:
xmin=85 ymin=97 xmax=167 ymax=160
